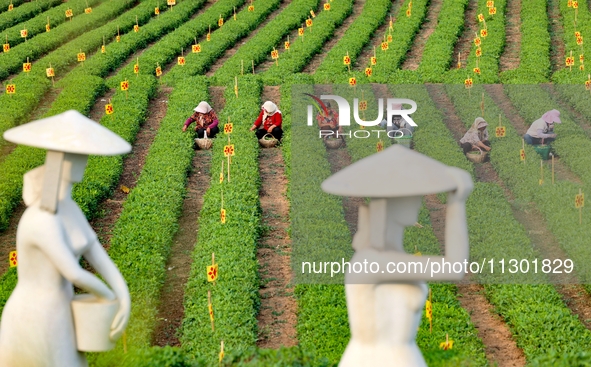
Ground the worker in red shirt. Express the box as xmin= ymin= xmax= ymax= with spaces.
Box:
xmin=250 ymin=101 xmax=283 ymax=141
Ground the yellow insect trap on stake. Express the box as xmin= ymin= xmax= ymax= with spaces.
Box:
xmin=9 ymin=251 xmax=17 ymax=267
xmin=207 ymin=253 xmax=218 ymax=282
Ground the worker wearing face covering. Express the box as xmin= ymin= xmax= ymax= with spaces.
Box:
xmin=460 ymin=117 xmax=491 ymax=154
xmin=524 ymin=109 xmax=561 ymax=145
xmin=250 ymin=101 xmax=283 ymax=141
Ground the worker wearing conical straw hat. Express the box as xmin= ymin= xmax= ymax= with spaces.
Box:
xmin=0 ymin=110 xmax=131 ymax=366
xmin=323 ymin=145 xmax=473 ymax=367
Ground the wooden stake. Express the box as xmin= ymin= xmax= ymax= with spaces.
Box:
xmin=241 ymin=59 xmax=244 ymax=75
xmin=480 ymin=92 xmax=484 ymax=117
xmin=208 ymin=290 xmax=214 ymax=331
xmin=551 ymin=153 xmax=554 ymax=184
xmin=522 ymin=138 xmax=525 ymax=164
xmin=347 ymin=51 xmax=351 ymax=73
xmin=227 ymin=154 xmax=230 ymax=182
xmin=458 ymin=52 xmax=461 ymax=68
xmin=540 ymin=160 xmax=544 ymax=185
xmin=429 ymin=288 xmax=432 ymax=333
xmin=580 ymin=188 xmax=583 ymax=225
xmin=234 ymin=76 xmax=238 ymax=98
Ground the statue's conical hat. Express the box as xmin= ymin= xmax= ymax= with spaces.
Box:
xmin=3 ymin=110 xmax=131 ymax=155
xmin=322 ymin=145 xmax=458 ymax=197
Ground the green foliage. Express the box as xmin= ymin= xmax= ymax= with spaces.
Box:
xmin=0 ymin=0 xmax=27 ymax=15
xmin=114 ymin=0 xmax=246 ymax=83
xmin=551 ymin=0 xmax=590 ymax=83
xmin=445 ymin=0 xmax=507 ymax=84
xmin=499 ymin=0 xmax=550 ymax=83
xmin=163 ymin=0 xmax=282 ymax=84
xmin=1 ymin=0 xmax=104 ymax=49
xmin=417 ymin=0 xmax=469 ymax=82
xmin=180 ymin=76 xmax=262 ymax=363
xmin=262 ymin=0 xmax=353 ymax=85
xmin=0 ymin=0 xmax=152 ymax=147
xmin=0 ymin=0 xmax=140 ymax=81
xmin=369 ymin=0 xmax=429 ymax=83
xmin=211 ymin=0 xmax=319 ymax=86
xmin=0 ymin=0 xmax=62 ymax=33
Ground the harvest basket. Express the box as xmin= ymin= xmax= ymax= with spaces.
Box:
xmin=466 ymin=147 xmax=487 ymax=163
xmin=259 ymin=133 xmax=278 ymax=148
xmin=195 ymin=131 xmax=213 ymax=150
xmin=194 ymin=137 xmax=212 ymax=150
xmin=323 ymin=135 xmax=344 ymax=149
xmin=533 ymin=144 xmax=551 ymax=160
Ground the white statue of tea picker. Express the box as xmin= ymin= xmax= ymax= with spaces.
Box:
xmin=322 ymin=145 xmax=473 ymax=367
xmin=0 ymin=110 xmax=131 ymax=367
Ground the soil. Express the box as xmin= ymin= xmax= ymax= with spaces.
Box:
xmin=256 ymin=149 xmax=296 ymax=347
xmin=401 ymin=0 xmax=445 ymax=70
xmin=89 ymin=87 xmax=172 ymax=248
xmin=256 ymin=86 xmax=297 ymax=348
xmin=209 ymin=86 xmax=227 ymax=112
xmin=354 ymin=0 xmax=403 ymax=70
xmin=301 ymin=0 xmax=368 ymax=74
xmin=205 ymin=0 xmax=291 ymax=77
xmin=548 ymin=0 xmax=565 ymax=74
xmin=483 ymin=84 xmax=582 ymax=184
xmin=499 ymin=0 xmax=522 ymax=72
xmin=152 ymin=150 xmax=211 ymax=347
xmin=451 ymin=0 xmax=479 ymax=71
xmin=457 ymin=284 xmax=527 ymax=367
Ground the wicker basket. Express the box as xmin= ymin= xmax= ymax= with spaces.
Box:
xmin=194 ymin=137 xmax=213 ymax=150
xmin=259 ymin=133 xmax=278 ymax=148
xmin=466 ymin=147 xmax=487 ymax=163
xmin=323 ymin=136 xmax=344 ymax=149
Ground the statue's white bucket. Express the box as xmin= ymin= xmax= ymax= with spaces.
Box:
xmin=71 ymin=294 xmax=119 ymax=352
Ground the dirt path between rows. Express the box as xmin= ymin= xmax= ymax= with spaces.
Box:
xmin=425 ymin=84 xmax=527 ymax=367
xmin=302 ymin=0 xmax=366 ymax=74
xmin=89 ymin=87 xmax=171 ymax=248
xmin=152 ymin=149 xmax=212 ymax=346
xmin=499 ymin=0 xmax=522 ymax=72
xmin=256 ymin=86 xmax=297 ymax=348
xmin=354 ymin=1 xmax=402 ymax=70
xmin=483 ymin=84 xmax=582 ymax=184
xmin=548 ymin=0 xmax=565 ymax=74
xmin=206 ymin=0 xmax=290 ymax=77
xmin=430 ymin=83 xmax=591 ymax=337
xmin=451 ymin=0 xmax=479 ymax=70
xmin=401 ymin=0 xmax=444 ymax=70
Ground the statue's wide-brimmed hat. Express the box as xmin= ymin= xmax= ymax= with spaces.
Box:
xmin=3 ymin=110 xmax=131 ymax=155
xmin=322 ymin=145 xmax=458 ymax=197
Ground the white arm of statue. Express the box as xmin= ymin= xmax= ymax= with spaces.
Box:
xmin=34 ymin=210 xmax=115 ymax=300
xmin=83 ymin=240 xmax=131 ymax=341
xmin=346 ymin=167 xmax=473 ymax=284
